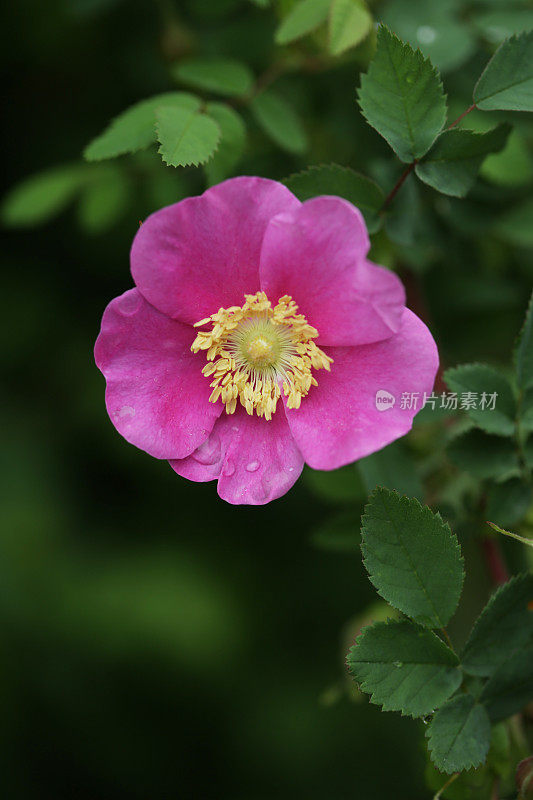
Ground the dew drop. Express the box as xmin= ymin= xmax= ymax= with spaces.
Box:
xmin=116 ymin=291 xmax=142 ymax=316
xmin=416 ymin=25 xmax=437 ymax=45
xmin=393 ymin=661 xmax=403 ymax=668
xmin=222 ymin=459 xmax=235 ymax=477
xmin=246 ymin=460 xmax=260 ymax=473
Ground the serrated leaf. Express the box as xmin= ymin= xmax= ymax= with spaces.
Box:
xmin=283 ymin=164 xmax=384 ymax=233
xmin=474 ymin=31 xmax=533 ymax=112
xmin=328 ymin=0 xmax=372 ymax=57
xmin=156 ymin=106 xmax=221 ymax=167
xmin=361 ymin=489 xmax=464 ymax=628
xmin=250 ymin=89 xmax=307 ymax=154
xmin=447 ymin=428 xmax=519 ymax=480
xmin=444 ymin=364 xmax=516 ymax=436
xmin=358 ymin=440 xmax=424 ymax=500
xmin=516 ymin=291 xmax=533 ymax=391
xmin=427 ymin=694 xmax=491 ymax=773
xmin=203 ymin=103 xmax=246 ymax=184
xmin=481 ymin=641 xmax=533 ymax=721
xmin=346 ymin=619 xmax=461 ymax=717
xmin=358 ymin=26 xmax=447 ymax=163
xmin=77 ymin=165 xmax=130 ymax=234
xmin=462 ymin=574 xmax=533 ymax=678
xmin=84 ymin=93 xmax=200 ymax=161
xmin=172 ymin=58 xmax=254 ymax=98
xmin=380 ymin=0 xmax=475 ymax=74
xmin=415 ymin=124 xmax=511 ymax=197
xmin=1 ymin=164 xmax=88 ymax=227
xmin=275 ymin=0 xmax=330 ymax=45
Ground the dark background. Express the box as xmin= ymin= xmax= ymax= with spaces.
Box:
xmin=2 ymin=0 xmax=532 ymax=797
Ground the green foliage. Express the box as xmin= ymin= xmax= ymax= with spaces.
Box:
xmin=415 ymin=124 xmax=511 ymax=197
xmin=310 ymin=510 xmax=361 ymax=553
xmin=172 ymin=58 xmax=254 ymax=98
xmin=327 ymin=0 xmax=372 ymax=57
xmin=360 ymin=489 xmax=464 ymax=628
xmin=474 ymin=30 xmax=533 ymax=112
xmin=250 ymin=89 xmax=307 ymax=154
xmin=77 ymin=165 xmax=130 ymax=234
xmin=497 ymin=196 xmax=533 ymax=248
xmin=346 ymin=619 xmax=461 ymax=717
xmin=274 ymin=0 xmax=330 ymax=45
xmin=203 ymin=103 xmax=247 ymax=184
xmin=480 ymin=641 xmax=533 ymax=721
xmin=486 ymin=478 xmax=532 ymax=527
xmin=516 ymin=291 xmax=533 ymax=392
xmin=380 ymin=0 xmax=475 ymax=73
xmin=461 ymin=574 xmax=533 ymax=678
xmin=358 ymin=26 xmax=447 ymax=163
xmin=84 ymin=93 xmax=200 ymax=160
xmin=283 ymin=164 xmax=384 ymax=232
xmin=444 ymin=364 xmax=517 ymax=437
xmin=357 ymin=441 xmax=424 ymax=500
xmin=156 ymin=105 xmax=221 ymax=167
xmin=447 ymin=429 xmax=519 ymax=480
xmin=1 ymin=164 xmax=88 ymax=226
xmin=426 ymin=694 xmax=491 ymax=774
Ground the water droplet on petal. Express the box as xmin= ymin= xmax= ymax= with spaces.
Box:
xmin=222 ymin=459 xmax=235 ymax=477
xmin=116 ymin=292 xmax=142 ymax=316
xmin=246 ymin=460 xmax=260 ymax=473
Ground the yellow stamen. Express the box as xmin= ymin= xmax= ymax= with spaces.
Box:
xmin=191 ymin=291 xmax=333 ymax=420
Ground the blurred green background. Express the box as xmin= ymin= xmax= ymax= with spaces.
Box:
xmin=2 ymin=0 xmax=532 ymax=797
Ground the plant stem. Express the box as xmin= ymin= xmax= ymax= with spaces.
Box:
xmin=433 ymin=773 xmax=459 ymax=799
xmin=447 ymin=103 xmax=477 ymax=130
xmin=480 ymin=536 xmax=510 ymax=586
xmin=441 ymin=627 xmax=455 ymax=652
xmin=381 ymin=160 xmax=417 ymax=211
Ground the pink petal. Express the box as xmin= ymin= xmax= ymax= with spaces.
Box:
xmin=170 ymin=406 xmax=304 ymax=505
xmin=284 ymin=308 xmax=439 ymax=469
xmin=94 ymin=289 xmax=222 ymax=459
xmin=260 ymin=196 xmax=405 ymax=345
xmin=131 ymin=176 xmax=300 ymax=324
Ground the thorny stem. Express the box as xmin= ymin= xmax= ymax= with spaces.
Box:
xmin=381 ymin=103 xmax=477 ymax=212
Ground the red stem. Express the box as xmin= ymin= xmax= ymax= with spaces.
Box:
xmin=447 ymin=103 xmax=477 ymax=130
xmin=480 ymin=536 xmax=510 ymax=586
xmin=381 ymin=160 xmax=417 ymax=211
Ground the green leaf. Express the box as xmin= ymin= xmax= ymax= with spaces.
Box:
xmin=444 ymin=364 xmax=517 ymax=436
xmin=481 ymin=129 xmax=533 ymax=188
xmin=474 ymin=9 xmax=533 ymax=45
xmin=358 ymin=26 xmax=447 ymax=163
xmin=381 ymin=0 xmax=475 ymax=74
xmin=427 ymin=694 xmax=491 ymax=773
xmin=156 ymin=106 xmax=221 ymax=167
xmin=358 ymin=440 xmax=424 ymax=501
xmin=516 ymin=291 xmax=533 ymax=391
xmin=283 ymin=164 xmax=384 ymax=233
xmin=328 ymin=0 xmax=372 ymax=56
xmin=310 ymin=510 xmax=361 ymax=553
xmin=474 ymin=31 xmax=533 ymax=112
xmin=250 ymin=89 xmax=307 ymax=154
xmin=415 ymin=124 xmax=511 ymax=198
xmin=462 ymin=574 xmax=533 ymax=678
xmin=172 ymin=58 xmax=254 ymax=98
xmin=1 ymin=164 xmax=88 ymax=227
xmin=361 ymin=489 xmax=464 ymax=628
xmin=481 ymin=641 xmax=533 ymax=721
xmin=203 ymin=103 xmax=246 ymax=184
xmin=77 ymin=165 xmax=130 ymax=234
xmin=497 ymin=197 xmax=533 ymax=248
xmin=84 ymin=93 xmax=200 ymax=161
xmin=447 ymin=429 xmax=519 ymax=480
xmin=275 ymin=0 xmax=330 ymax=45
xmin=305 ymin=463 xmax=365 ymax=504
xmin=486 ymin=478 xmax=532 ymax=528
xmin=346 ymin=619 xmax=461 ymax=717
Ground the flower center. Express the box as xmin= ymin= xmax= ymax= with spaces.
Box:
xmin=191 ymin=291 xmax=332 ymax=420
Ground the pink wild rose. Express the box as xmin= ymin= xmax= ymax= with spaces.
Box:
xmin=95 ymin=176 xmax=438 ymax=505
